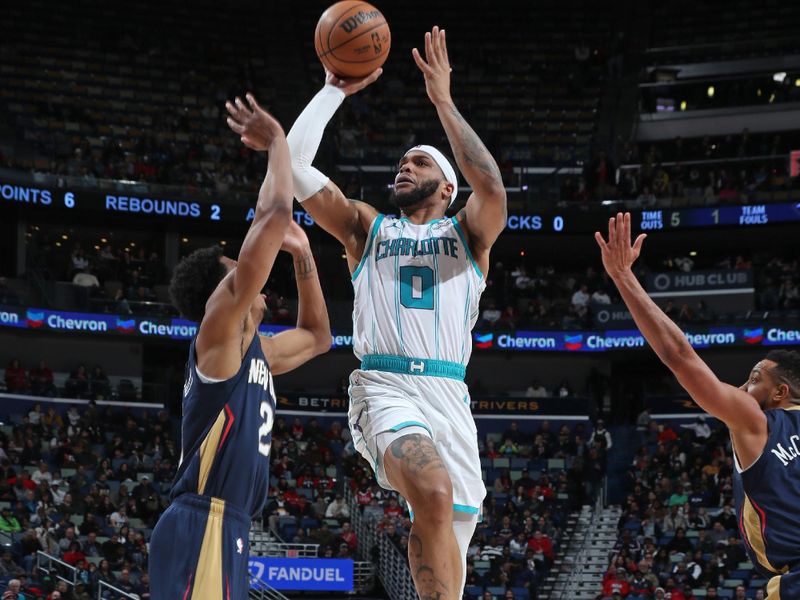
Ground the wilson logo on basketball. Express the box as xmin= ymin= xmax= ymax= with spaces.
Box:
xmin=339 ymin=10 xmax=380 ymax=33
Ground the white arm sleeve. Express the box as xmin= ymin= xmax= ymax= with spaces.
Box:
xmin=286 ymin=85 xmax=346 ymax=202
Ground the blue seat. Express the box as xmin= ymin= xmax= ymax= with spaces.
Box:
xmin=512 ymin=586 xmax=530 ymax=600
xmin=465 ymin=585 xmax=484 ymax=600
xmin=300 ymin=517 xmax=319 ymax=529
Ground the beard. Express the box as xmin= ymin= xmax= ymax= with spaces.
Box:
xmin=389 ymin=179 xmax=442 ymax=210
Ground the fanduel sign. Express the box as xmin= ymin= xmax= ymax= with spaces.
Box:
xmin=249 ymin=558 xmax=353 ymax=591
xmin=647 ymin=269 xmax=754 ymax=296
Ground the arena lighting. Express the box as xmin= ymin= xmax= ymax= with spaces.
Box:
xmin=689 ymin=251 xmax=698 ymax=257
xmin=769 ymin=93 xmax=776 ymax=104
xmin=773 ymin=72 xmax=787 ymax=83
xmin=220 ymin=240 xmax=227 ymax=246
xmin=796 ymin=79 xmax=800 ymax=87
xmin=707 ymin=86 xmax=715 ymax=98
xmin=181 ymin=237 xmax=188 ymax=243
xmin=680 ymin=100 xmax=687 ymax=111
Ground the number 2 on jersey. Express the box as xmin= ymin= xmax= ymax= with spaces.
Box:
xmin=400 ymin=266 xmax=434 ymax=310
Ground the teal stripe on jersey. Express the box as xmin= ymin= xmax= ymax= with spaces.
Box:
xmin=394 ymin=221 xmax=405 ymax=352
xmin=388 ymin=421 xmax=433 ymax=436
xmin=451 ymin=216 xmax=483 ymax=279
xmin=352 ymin=214 xmax=384 ymax=282
xmin=460 ymin=276 xmax=472 ymax=364
xmin=433 ymin=244 xmax=440 ymax=359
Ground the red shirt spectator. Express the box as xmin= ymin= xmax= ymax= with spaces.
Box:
xmin=355 ymin=489 xmax=373 ymax=506
xmin=527 ymin=531 xmax=554 ymax=560
xmin=658 ymin=425 xmax=678 ymax=442
xmin=602 ymin=576 xmax=630 ymax=597
xmin=62 ymin=542 xmax=86 ymax=566
xmin=5 ymin=359 xmax=27 ymax=392
xmin=339 ymin=522 xmax=357 ymax=550
xmin=384 ymin=498 xmax=403 ymax=519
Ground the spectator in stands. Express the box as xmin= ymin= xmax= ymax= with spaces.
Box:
xmin=2 ymin=579 xmax=23 ymax=600
xmin=525 ymin=379 xmax=548 ymax=398
xmin=64 ymin=365 xmax=89 ymax=398
xmin=0 ymin=508 xmax=21 ymax=533
xmin=589 ymin=419 xmax=613 ymax=450
xmin=89 ymin=366 xmax=111 ymax=400
xmin=339 ymin=521 xmax=357 ymax=551
xmin=680 ymin=415 xmax=711 ymax=439
xmin=31 ymin=462 xmax=52 ymax=486
xmin=481 ymin=299 xmax=502 ymax=328
xmin=325 ymin=494 xmax=349 ymax=520
xmin=4 ymin=359 xmax=27 ymax=393
xmin=29 ymin=363 xmax=56 ymax=397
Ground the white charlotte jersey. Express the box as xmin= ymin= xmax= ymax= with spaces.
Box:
xmin=352 ymin=215 xmax=486 ymax=364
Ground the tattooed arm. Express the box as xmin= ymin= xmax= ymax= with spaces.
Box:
xmin=261 ymin=222 xmax=331 ymax=375
xmin=413 ymin=26 xmax=507 ymax=273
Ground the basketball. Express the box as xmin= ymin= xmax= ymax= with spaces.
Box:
xmin=315 ymin=1 xmax=391 ymax=78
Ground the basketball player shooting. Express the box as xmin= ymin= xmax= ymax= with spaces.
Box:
xmin=597 ymin=213 xmax=800 ymax=599
xmin=148 ymin=96 xmax=331 ymax=599
xmin=287 ymin=26 xmax=506 ymax=600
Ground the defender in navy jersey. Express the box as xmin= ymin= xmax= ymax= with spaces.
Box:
xmin=148 ymin=96 xmax=331 ymax=600
xmin=597 ymin=213 xmax=800 ymax=600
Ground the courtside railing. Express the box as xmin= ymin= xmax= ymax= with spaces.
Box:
xmin=97 ymin=580 xmax=140 ymax=600
xmin=36 ymin=551 xmax=77 ymax=587
xmin=249 ymin=574 xmax=290 ymax=600
xmin=344 ymin=480 xmax=416 ymax=600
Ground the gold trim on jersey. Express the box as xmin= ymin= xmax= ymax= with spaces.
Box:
xmin=767 ymin=574 xmax=782 ymax=599
xmin=193 ymin=498 xmax=225 ymax=599
xmin=742 ymin=493 xmax=784 ymax=575
xmin=198 ymin=409 xmax=226 ymax=495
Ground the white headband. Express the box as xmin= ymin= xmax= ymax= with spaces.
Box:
xmin=403 ymin=145 xmax=458 ymax=206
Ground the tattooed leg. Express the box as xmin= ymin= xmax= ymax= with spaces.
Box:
xmin=383 ymin=433 xmax=462 ymax=600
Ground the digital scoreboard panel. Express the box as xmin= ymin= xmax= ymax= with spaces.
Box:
xmin=2 ymin=180 xmax=798 ymax=233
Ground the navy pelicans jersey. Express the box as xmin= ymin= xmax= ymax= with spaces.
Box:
xmin=352 ymin=215 xmax=485 ymax=364
xmin=733 ymin=407 xmax=800 ymax=582
xmin=171 ymin=332 xmax=275 ymax=517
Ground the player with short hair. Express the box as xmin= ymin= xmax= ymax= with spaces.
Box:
xmin=287 ymin=26 xmax=506 ymax=600
xmin=596 ymin=212 xmax=800 ymax=599
xmin=149 ymin=95 xmax=331 ymax=599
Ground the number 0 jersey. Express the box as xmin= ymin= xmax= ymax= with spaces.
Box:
xmin=171 ymin=333 xmax=275 ymax=518
xmin=352 ymin=215 xmax=485 ymax=365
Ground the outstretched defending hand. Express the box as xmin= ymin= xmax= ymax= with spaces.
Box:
xmin=325 ymin=67 xmax=382 ymax=97
xmin=594 ymin=212 xmax=647 ymax=279
xmin=412 ymin=25 xmax=452 ymax=107
xmin=225 ymin=93 xmax=284 ymax=151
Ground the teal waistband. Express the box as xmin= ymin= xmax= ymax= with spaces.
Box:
xmin=360 ymin=354 xmax=466 ymax=381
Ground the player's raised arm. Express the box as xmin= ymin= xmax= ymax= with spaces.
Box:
xmin=197 ymin=95 xmax=293 ymax=356
xmin=261 ymin=222 xmax=331 ymax=375
xmin=413 ymin=26 xmax=507 ymax=267
xmin=595 ymin=213 xmax=767 ymax=452
xmin=286 ymin=69 xmax=382 ymax=268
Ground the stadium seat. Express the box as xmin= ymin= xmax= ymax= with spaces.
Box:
xmin=465 ymin=585 xmax=484 ymax=599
